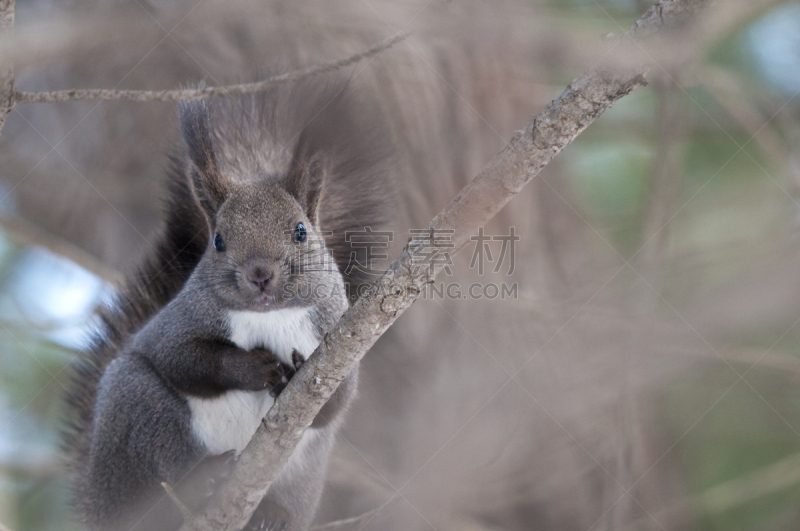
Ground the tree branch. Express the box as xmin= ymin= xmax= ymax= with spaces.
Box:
xmin=310 ymin=508 xmax=381 ymax=531
xmin=636 ymin=74 xmax=687 ymax=307
xmin=624 ymin=449 xmax=800 ymax=529
xmin=12 ymin=34 xmax=405 ymax=104
xmin=180 ymin=1 xmax=711 ymax=530
xmin=0 ymin=0 xmax=14 ymax=133
xmin=632 ymin=0 xmax=708 ymax=38
xmin=162 ymin=482 xmax=198 ymax=526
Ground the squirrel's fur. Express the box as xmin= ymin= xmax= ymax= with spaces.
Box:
xmin=62 ymin=78 xmax=393 ymax=530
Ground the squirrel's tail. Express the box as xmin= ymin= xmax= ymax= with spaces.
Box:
xmin=62 ymin=153 xmax=208 ymax=497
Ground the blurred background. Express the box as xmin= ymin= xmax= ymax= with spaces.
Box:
xmin=1 ymin=0 xmax=800 ymax=529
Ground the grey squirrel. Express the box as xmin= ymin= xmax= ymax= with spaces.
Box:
xmin=63 ymin=80 xmax=391 ymax=531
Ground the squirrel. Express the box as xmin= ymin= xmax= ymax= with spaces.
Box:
xmin=62 ymin=79 xmax=392 ymax=531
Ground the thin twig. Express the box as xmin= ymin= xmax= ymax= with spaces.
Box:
xmin=161 ymin=482 xmax=197 ymax=526
xmin=13 ymin=34 xmax=406 ymax=104
xmin=310 ymin=508 xmax=381 ymax=531
xmin=0 ymin=0 xmax=14 ymax=132
xmin=696 ymin=66 xmax=799 ymax=192
xmin=624 ymin=449 xmax=800 ymax=529
xmin=636 ymin=73 xmax=687 ymax=306
xmin=709 ymin=348 xmax=800 ymax=378
xmin=179 ymin=1 xmax=710 ymax=530
xmin=699 ymin=451 xmax=800 ymax=514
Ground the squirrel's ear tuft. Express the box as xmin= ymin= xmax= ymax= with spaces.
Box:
xmin=285 ymin=149 xmax=326 ymax=227
xmin=179 ymin=99 xmax=227 ymax=220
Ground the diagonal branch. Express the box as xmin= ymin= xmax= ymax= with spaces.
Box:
xmin=310 ymin=508 xmax=381 ymax=530
xmin=12 ymin=34 xmax=405 ymax=104
xmin=181 ymin=1 xmax=711 ymax=530
xmin=623 ymin=448 xmax=800 ymax=529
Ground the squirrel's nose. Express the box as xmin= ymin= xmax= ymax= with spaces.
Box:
xmin=246 ymin=263 xmax=275 ymax=291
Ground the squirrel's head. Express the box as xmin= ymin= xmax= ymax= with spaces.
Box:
xmin=180 ymin=99 xmax=345 ymax=312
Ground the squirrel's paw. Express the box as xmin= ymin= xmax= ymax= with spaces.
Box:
xmin=291 ymin=349 xmax=305 ymax=370
xmin=266 ymin=350 xmax=305 ymax=398
xmin=267 ymin=358 xmax=295 ymax=398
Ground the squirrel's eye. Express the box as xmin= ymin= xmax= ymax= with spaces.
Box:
xmin=293 ymin=223 xmax=307 ymax=243
xmin=213 ymin=233 xmax=226 ymax=252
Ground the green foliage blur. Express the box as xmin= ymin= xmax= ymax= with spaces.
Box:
xmin=557 ymin=2 xmax=800 ymax=529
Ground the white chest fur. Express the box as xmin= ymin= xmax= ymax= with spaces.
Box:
xmin=187 ymin=307 xmax=320 ymax=455
xmin=227 ymin=307 xmax=319 ymax=364
xmin=187 ymin=390 xmax=274 ymax=454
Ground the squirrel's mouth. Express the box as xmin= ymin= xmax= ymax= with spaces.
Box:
xmin=256 ymin=292 xmax=278 ymax=307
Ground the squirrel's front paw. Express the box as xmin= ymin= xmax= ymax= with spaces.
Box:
xmin=229 ymin=349 xmax=295 ymax=394
xmin=267 ymin=350 xmax=306 ymax=398
xmin=265 ymin=360 xmax=295 ymax=399
xmin=291 ymin=349 xmax=305 ymax=370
